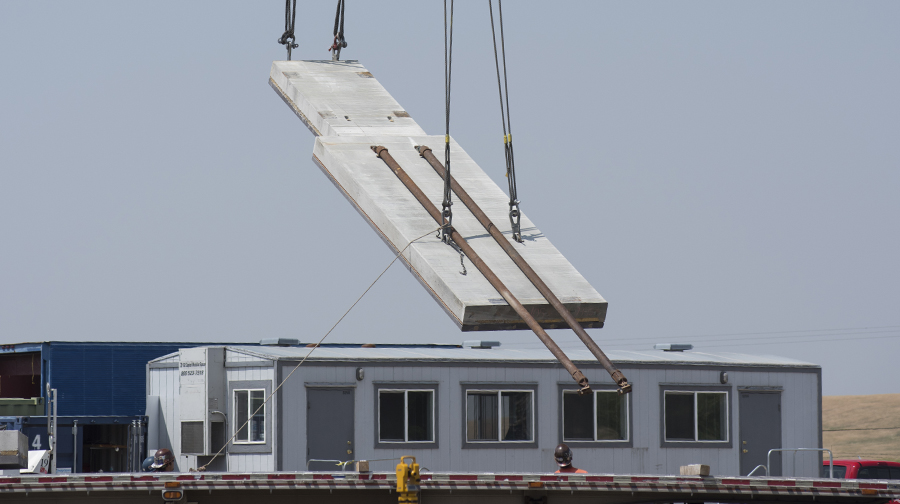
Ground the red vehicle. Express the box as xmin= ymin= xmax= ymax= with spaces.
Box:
xmin=822 ymin=460 xmax=900 ymax=504
xmin=821 ymin=459 xmax=900 ymax=480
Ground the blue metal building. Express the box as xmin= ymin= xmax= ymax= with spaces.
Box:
xmin=0 ymin=341 xmax=234 ymax=473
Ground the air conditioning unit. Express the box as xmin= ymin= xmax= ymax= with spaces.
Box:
xmin=178 ymin=347 xmax=226 ymax=456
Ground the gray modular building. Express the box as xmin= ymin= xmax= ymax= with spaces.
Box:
xmin=146 ymin=342 xmax=822 ymax=476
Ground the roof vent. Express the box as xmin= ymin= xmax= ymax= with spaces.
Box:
xmin=259 ymin=338 xmax=299 ymax=347
xmin=654 ymin=343 xmax=693 ymax=352
xmin=463 ymin=340 xmax=500 ymax=349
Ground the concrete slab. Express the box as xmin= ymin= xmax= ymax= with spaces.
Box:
xmin=270 ymin=60 xmax=606 ymax=331
xmin=270 ymin=60 xmax=426 ymax=137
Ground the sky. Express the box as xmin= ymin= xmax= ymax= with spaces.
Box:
xmin=1 ymin=2 xmax=898 ymax=396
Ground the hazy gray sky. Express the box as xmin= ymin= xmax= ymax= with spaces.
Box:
xmin=1 ymin=2 xmax=898 ymax=396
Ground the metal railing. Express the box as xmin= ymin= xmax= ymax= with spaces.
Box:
xmin=744 ymin=449 xmax=833 ymax=477
xmin=306 ymin=459 xmax=355 ymax=471
xmin=755 ymin=448 xmax=833 ymax=478
xmin=746 ymin=464 xmax=767 ymax=477
xmin=306 ymin=457 xmax=417 ymax=472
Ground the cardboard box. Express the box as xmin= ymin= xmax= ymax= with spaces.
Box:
xmin=680 ymin=464 xmax=711 ymax=476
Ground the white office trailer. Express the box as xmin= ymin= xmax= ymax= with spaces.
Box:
xmin=146 ymin=342 xmax=822 ymax=476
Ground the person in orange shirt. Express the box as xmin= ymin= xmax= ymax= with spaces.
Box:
xmin=554 ymin=443 xmax=587 ymax=474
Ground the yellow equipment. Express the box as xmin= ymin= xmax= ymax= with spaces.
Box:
xmin=396 ymin=455 xmax=420 ymax=504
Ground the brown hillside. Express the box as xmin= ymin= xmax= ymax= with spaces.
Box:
xmin=822 ymin=393 xmax=900 ymax=462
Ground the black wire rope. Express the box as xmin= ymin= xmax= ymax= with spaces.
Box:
xmin=277 ymin=0 xmax=299 ymax=60
xmin=441 ymin=0 xmax=455 ymax=243
xmin=329 ymin=0 xmax=348 ymax=60
xmin=488 ymin=0 xmax=522 ymax=242
xmin=195 ymin=225 xmax=442 ymax=473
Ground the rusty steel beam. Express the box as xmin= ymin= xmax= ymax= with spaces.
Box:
xmin=371 ymin=145 xmax=591 ymax=393
xmin=415 ymin=145 xmax=631 ymax=394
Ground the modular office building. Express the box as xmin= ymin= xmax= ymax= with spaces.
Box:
xmin=0 ymin=341 xmax=232 ymax=473
xmin=147 ymin=342 xmax=822 ymax=476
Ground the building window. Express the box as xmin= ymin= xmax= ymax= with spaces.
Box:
xmin=234 ymin=389 xmax=265 ymax=443
xmin=466 ymin=390 xmax=533 ymax=442
xmin=562 ymin=390 xmax=628 ymax=442
xmin=378 ymin=389 xmax=435 ymax=443
xmin=664 ymin=391 xmax=728 ymax=442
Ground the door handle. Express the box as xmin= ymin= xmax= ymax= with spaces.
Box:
xmin=743 ymin=449 xmax=749 ymax=454
xmin=347 ymin=449 xmax=353 ymax=455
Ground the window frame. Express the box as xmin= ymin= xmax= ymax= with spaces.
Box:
xmin=372 ymin=383 xmax=439 ymax=449
xmin=227 ymin=379 xmax=273 ymax=454
xmin=376 ymin=388 xmax=437 ymax=444
xmin=461 ymin=383 xmax=538 ymax=449
xmin=659 ymin=385 xmax=732 ymax=448
xmin=558 ymin=383 xmax=633 ymax=447
xmin=233 ymin=388 xmax=267 ymax=444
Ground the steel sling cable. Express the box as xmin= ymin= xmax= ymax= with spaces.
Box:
xmin=278 ymin=0 xmax=299 ymax=60
xmin=441 ymin=0 xmax=455 ymax=244
xmin=488 ymin=0 xmax=522 ymax=242
xmin=194 ymin=226 xmax=442 ymax=472
xmin=329 ymin=0 xmax=348 ymax=60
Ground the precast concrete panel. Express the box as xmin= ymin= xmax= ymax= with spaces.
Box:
xmin=270 ymin=60 xmax=606 ymax=331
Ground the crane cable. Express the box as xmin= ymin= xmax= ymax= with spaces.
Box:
xmin=194 ymin=226 xmax=443 ymax=473
xmin=488 ymin=0 xmax=523 ymax=243
xmin=277 ymin=0 xmax=299 ymax=60
xmin=441 ymin=0 xmax=455 ymax=243
xmin=329 ymin=0 xmax=348 ymax=61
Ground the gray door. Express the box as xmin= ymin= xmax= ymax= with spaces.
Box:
xmin=307 ymin=388 xmax=354 ymax=470
xmin=739 ymin=391 xmax=782 ymax=476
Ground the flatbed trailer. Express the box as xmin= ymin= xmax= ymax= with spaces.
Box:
xmin=1 ymin=472 xmax=897 ymax=504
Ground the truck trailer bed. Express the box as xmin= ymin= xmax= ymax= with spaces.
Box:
xmin=1 ymin=471 xmax=897 ymax=504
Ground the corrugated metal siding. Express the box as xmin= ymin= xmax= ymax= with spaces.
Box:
xmin=84 ymin=346 xmax=113 ymax=414
xmin=48 ymin=343 xmax=208 ymax=416
xmin=52 ymin=345 xmax=87 ymax=415
xmin=229 ymin=454 xmax=275 ymax=472
xmin=227 ymin=367 xmax=274 ymax=382
xmin=150 ymin=359 xmax=277 ymax=473
xmin=226 ymin=366 xmax=276 ymax=473
xmin=148 ymin=365 xmax=182 ymax=470
xmin=153 ymin=348 xmax=820 ymax=477
xmin=112 ymin=347 xmax=150 ymax=415
xmin=151 ymin=367 xmax=177 ymax=443
xmin=277 ymin=362 xmax=820 ymax=477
